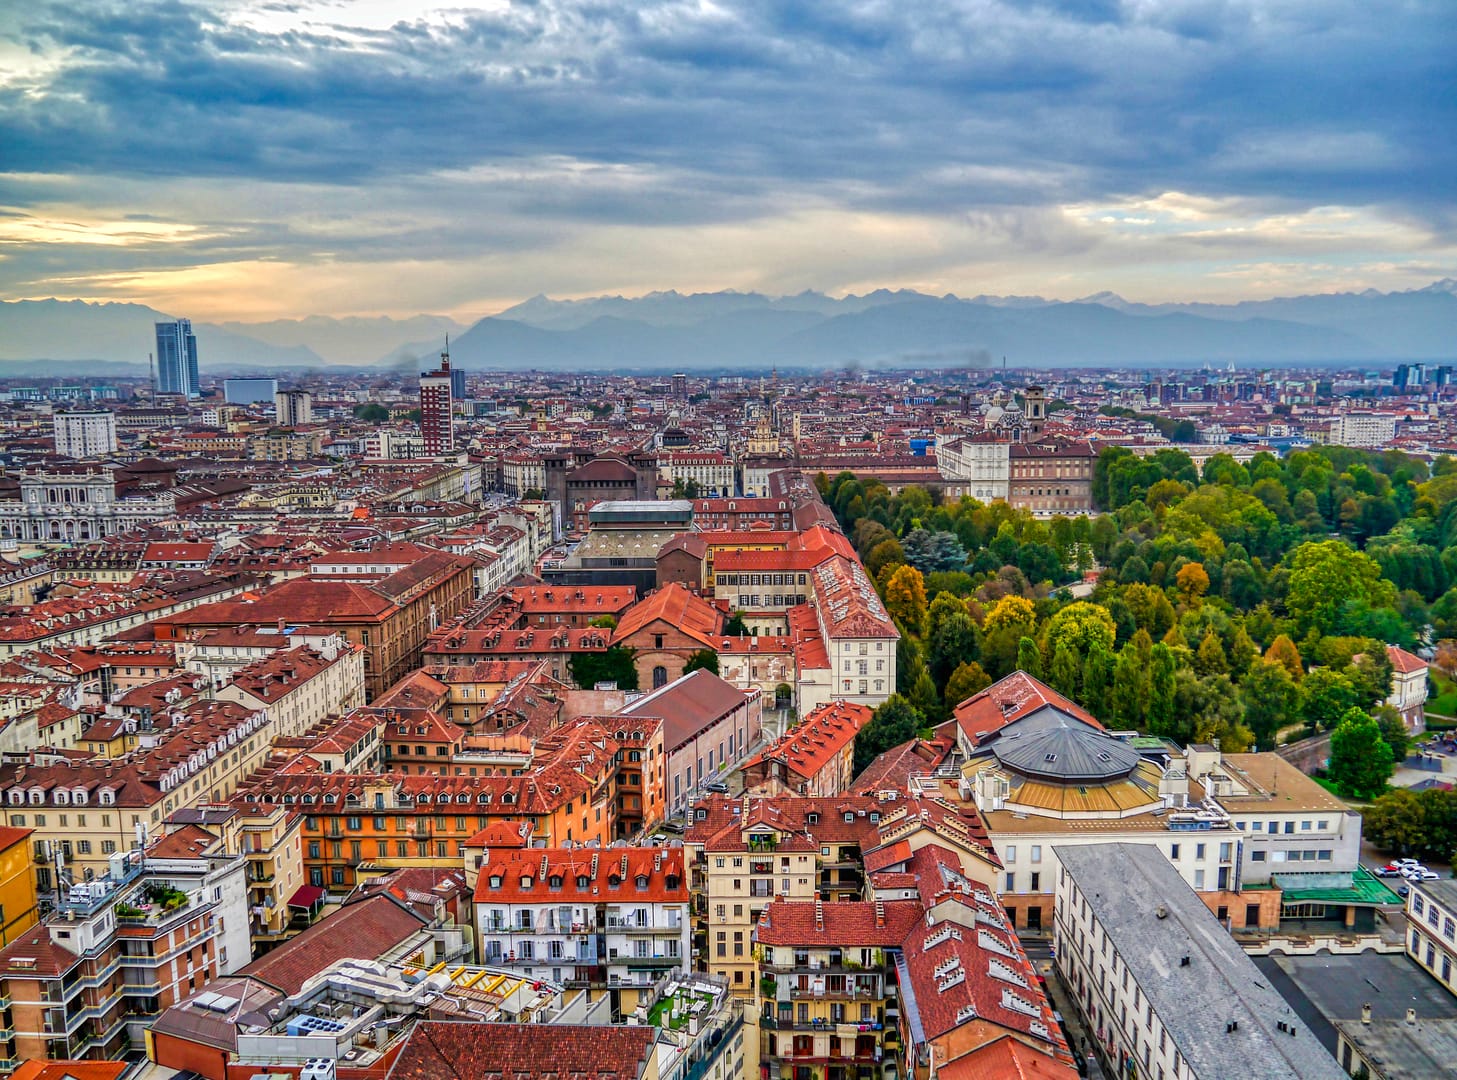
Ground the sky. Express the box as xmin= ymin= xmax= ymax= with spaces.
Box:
xmin=1 ymin=0 xmax=1454 ymax=322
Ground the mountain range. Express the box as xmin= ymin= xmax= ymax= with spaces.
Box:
xmin=2 ymin=281 xmax=1454 ymax=374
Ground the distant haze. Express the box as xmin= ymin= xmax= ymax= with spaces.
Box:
xmin=1 ymin=281 xmax=1453 ymax=372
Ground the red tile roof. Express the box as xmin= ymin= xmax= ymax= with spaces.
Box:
xmin=1387 ymin=643 xmax=1428 ymax=675
xmin=950 ymin=671 xmax=1101 ymax=748
xmin=741 ymin=701 xmax=869 ymax=783
xmin=852 ymin=735 xmax=954 ymax=795
xmin=757 ymin=899 xmax=922 ymax=946
xmin=12 ymin=1062 xmax=130 ymax=1080
xmin=899 ymin=890 xmax=1065 ymax=1050
xmin=0 ymin=922 xmax=78 ymax=978
xmin=473 ymin=847 xmax=687 ymax=904
xmin=387 ymin=1021 xmax=657 ymax=1080
xmin=938 ymin=1035 xmax=1079 ymax=1080
xmin=238 ymin=893 xmax=427 ymax=995
xmin=612 ymin=583 xmax=723 ymax=650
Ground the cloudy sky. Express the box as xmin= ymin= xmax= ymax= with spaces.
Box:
xmin=1 ymin=0 xmax=1453 ymax=321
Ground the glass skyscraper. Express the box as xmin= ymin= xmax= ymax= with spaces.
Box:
xmin=155 ymin=318 xmax=200 ymax=398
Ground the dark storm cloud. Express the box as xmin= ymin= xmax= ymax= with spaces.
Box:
xmin=1 ymin=0 xmax=1453 ymax=238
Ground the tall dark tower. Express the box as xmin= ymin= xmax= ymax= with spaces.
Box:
xmin=1024 ymin=385 xmax=1046 ymax=442
xmin=420 ymin=340 xmax=455 ymax=455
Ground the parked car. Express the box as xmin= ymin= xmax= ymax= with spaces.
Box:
xmin=703 ymin=780 xmax=729 ymax=794
xmin=1406 ymin=867 xmax=1440 ymax=881
xmin=1374 ymin=864 xmax=1402 ymax=877
xmin=1395 ymin=858 xmax=1423 ymax=868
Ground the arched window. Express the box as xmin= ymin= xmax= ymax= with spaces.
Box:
xmin=653 ymin=665 xmax=668 ymax=689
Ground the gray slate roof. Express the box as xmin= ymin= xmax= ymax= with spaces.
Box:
xmin=992 ymin=709 xmax=1139 ymax=781
xmin=1055 ymin=842 xmax=1347 ymax=1080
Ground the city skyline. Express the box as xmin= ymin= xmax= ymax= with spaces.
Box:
xmin=1 ymin=0 xmax=1453 ymax=322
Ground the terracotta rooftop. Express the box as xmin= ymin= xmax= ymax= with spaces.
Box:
xmin=387 ymin=1021 xmax=656 ymax=1080
xmin=612 ymin=583 xmax=723 ymax=650
xmin=756 ymin=898 xmax=922 ymax=945
xmin=238 ymin=893 xmax=427 ymax=995
xmin=474 ymin=846 xmax=687 ymax=904
xmin=950 ymin=671 xmax=1102 ymax=749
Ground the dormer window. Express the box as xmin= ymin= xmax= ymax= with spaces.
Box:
xmin=608 ymin=874 xmax=621 ymax=889
xmin=72 ymin=789 xmax=87 ymax=805
xmin=456 ymin=793 xmax=470 ymax=804
xmin=520 ymin=876 xmax=533 ymax=889
xmin=477 ymin=792 xmax=491 ymax=804
xmin=576 ymin=875 xmax=590 ymax=889
xmin=806 ymin=813 xmax=818 ymax=825
xmin=323 ymin=793 xmax=337 ymax=805
xmin=28 ymin=790 xmax=44 ymax=805
xmin=489 ymin=875 xmax=502 ymax=890
xmin=53 ymin=791 xmax=68 ymax=806
xmin=636 ymin=875 xmax=649 ymax=890
xmin=549 ymin=875 xmax=564 ymax=891
xmin=665 ymin=875 xmax=680 ymax=890
xmin=502 ymin=792 xmax=516 ymax=805
xmin=419 ymin=793 xmax=432 ymax=804
xmin=302 ymin=794 xmax=315 ymax=805
xmin=844 ymin=812 xmax=854 ymax=823
xmin=7 ymin=791 xmax=21 ymax=806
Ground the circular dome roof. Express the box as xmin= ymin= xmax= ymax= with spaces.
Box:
xmin=991 ymin=717 xmax=1141 ymax=783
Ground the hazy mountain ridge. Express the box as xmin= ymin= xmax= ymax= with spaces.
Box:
xmin=1 ymin=283 xmax=1453 ymax=372
xmin=449 ymin=286 xmax=1453 ymax=369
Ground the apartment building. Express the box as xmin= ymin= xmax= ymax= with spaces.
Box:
xmin=162 ymin=802 xmax=307 ymax=954
xmin=152 ymin=549 xmax=476 ymax=699
xmin=213 ymin=641 xmax=365 ymax=739
xmin=475 ymin=846 xmax=691 ymax=1010
xmin=1406 ymin=879 xmax=1457 ymax=996
xmin=0 ymin=849 xmax=224 ymax=1069
xmin=808 ymin=556 xmax=899 ymax=712
xmin=895 ymin=880 xmax=1075 ymax=1080
xmin=3 ymin=698 xmax=274 ymax=886
xmin=686 ymin=795 xmax=887 ymax=996
xmin=756 ymin=900 xmax=921 ymax=1080
xmin=0 ymin=571 xmax=255 ymax=658
xmin=174 ymin=624 xmax=348 ymax=685
xmin=232 ymin=717 xmax=625 ymax=895
xmin=1053 ymin=843 xmax=1344 ymax=1080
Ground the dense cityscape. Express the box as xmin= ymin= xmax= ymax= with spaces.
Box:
xmin=0 ymin=324 xmax=1452 ymax=1080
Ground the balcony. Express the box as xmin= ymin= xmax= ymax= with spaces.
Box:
xmin=606 ymin=916 xmax=683 ymax=931
xmin=790 ymin=985 xmax=879 ymax=1001
xmin=616 ymin=955 xmax=682 ymax=968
